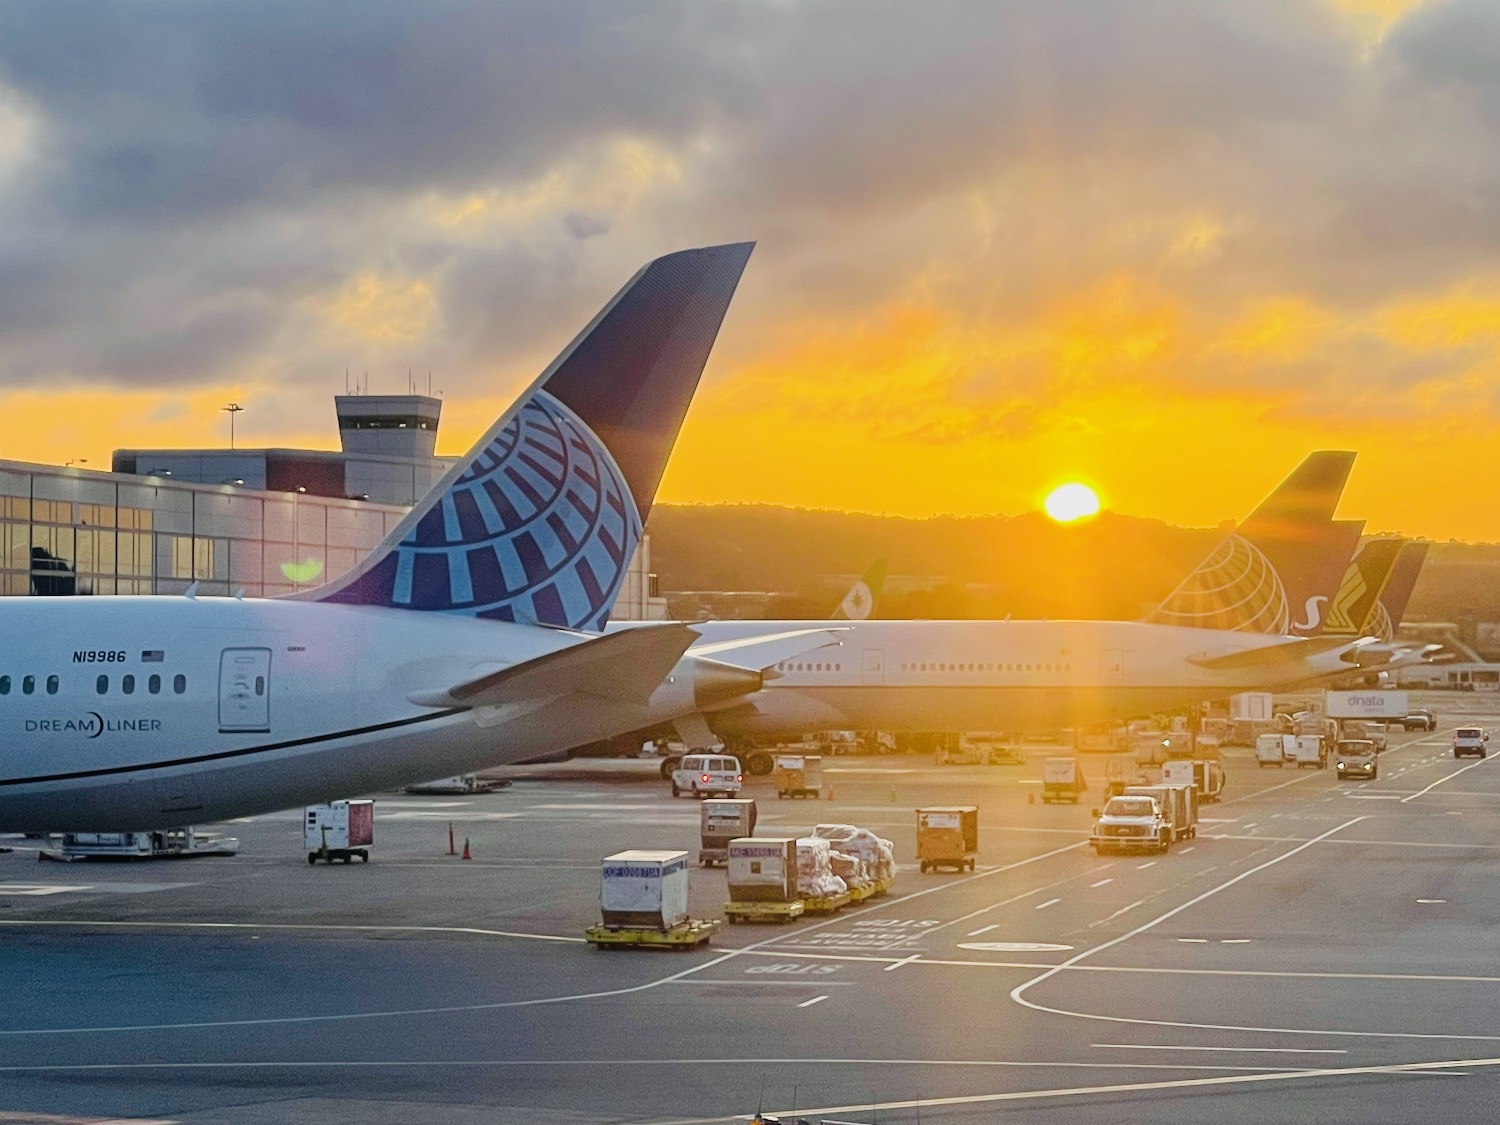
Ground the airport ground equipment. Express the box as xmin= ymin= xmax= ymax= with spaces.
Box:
xmin=772 ymin=753 xmax=823 ymax=798
xmin=1041 ymin=756 xmax=1087 ymax=803
xmin=1325 ymin=690 xmax=1409 ymax=723
xmin=404 ymin=773 xmax=508 ymax=794
xmin=599 ymin=850 xmax=691 ymax=931
xmin=726 ymin=837 xmax=800 ymax=920
xmin=40 ymin=827 xmax=239 ymax=862
xmin=1338 ymin=719 xmax=1387 ymax=754
xmin=917 ymin=806 xmax=979 ymax=872
xmin=1126 ymin=784 xmax=1194 ymax=842
xmin=1256 ymin=733 xmax=1297 ymax=767
xmin=1162 ymin=759 xmax=1225 ymax=803
xmin=802 ymin=889 xmax=852 ymax=914
xmin=305 ymin=800 xmax=373 ymax=864
xmin=699 ymin=799 xmax=756 ymax=867
xmin=1335 ymin=740 xmax=1378 ymax=780
xmin=671 ymin=753 xmax=744 ymax=798
xmin=586 ymin=918 xmax=721 ymax=949
xmin=1293 ymin=734 xmax=1328 ymax=769
xmin=1401 ymin=708 xmax=1437 ymax=732
xmin=1453 ymin=728 xmax=1489 ymax=759
xmin=1090 ymin=794 xmax=1171 ymax=855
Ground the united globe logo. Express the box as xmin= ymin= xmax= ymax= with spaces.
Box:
xmin=1148 ymin=535 xmax=1290 ymax=634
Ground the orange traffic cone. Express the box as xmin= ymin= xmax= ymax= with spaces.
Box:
xmin=826 ymin=785 xmax=835 ymax=801
xmin=461 ymin=837 xmax=472 ymax=861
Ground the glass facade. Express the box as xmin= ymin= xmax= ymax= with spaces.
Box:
xmin=0 ymin=462 xmax=406 ymax=598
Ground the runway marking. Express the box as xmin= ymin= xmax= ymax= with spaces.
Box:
xmin=1091 ymin=1043 xmax=1345 ymax=1055
xmin=669 ymin=980 xmax=855 ymax=987
xmin=1418 ymin=899 xmax=1447 ymax=904
xmin=1221 ymin=939 xmax=1251 ymax=944
xmin=798 ymin=995 xmax=828 ymax=1008
xmin=1401 ymin=752 xmax=1496 ymax=803
xmin=0 ymin=919 xmax=585 ymax=943
xmin=966 ymin=924 xmax=999 ymax=936
xmin=1091 ymin=899 xmax=1146 ymax=927
xmin=0 ymin=884 xmax=95 ymax=896
xmin=1177 ymin=938 xmax=1209 ymax=943
xmin=1136 ymin=861 xmax=1156 ymax=869
xmin=1090 ymin=878 xmax=1113 ymax=888
xmin=1036 ymin=898 xmax=1061 ymax=910
xmin=958 ymin=942 xmax=1073 ymax=953
xmin=1179 ymin=846 xmax=1195 ymax=854
xmin=884 ymin=953 xmax=921 ymax=972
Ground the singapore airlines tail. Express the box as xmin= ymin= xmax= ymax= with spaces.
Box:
xmin=1371 ymin=541 xmax=1430 ymax=642
xmin=306 ymin=242 xmax=755 ymax=630
xmin=1315 ymin=537 xmax=1406 ymax=638
xmin=1146 ymin=451 xmax=1357 ymax=634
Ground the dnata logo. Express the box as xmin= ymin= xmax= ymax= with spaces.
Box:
xmin=24 ymin=714 xmax=163 ymax=738
xmin=1348 ymin=696 xmax=1384 ymax=707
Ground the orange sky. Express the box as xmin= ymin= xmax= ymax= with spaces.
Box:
xmin=2 ymin=0 xmax=1495 ymax=539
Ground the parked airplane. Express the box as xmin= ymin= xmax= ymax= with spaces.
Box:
xmin=0 ymin=243 xmax=771 ymax=832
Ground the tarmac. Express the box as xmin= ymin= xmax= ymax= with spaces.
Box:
xmin=4 ymin=690 xmax=1500 ymax=1123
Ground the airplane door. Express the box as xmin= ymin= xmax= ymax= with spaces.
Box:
xmin=1101 ymin=649 xmax=1125 ymax=685
xmin=219 ymin=648 xmax=272 ymax=733
xmin=862 ymin=648 xmax=885 ymax=685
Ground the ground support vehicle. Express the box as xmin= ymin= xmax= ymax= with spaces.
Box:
xmin=871 ymin=873 xmax=895 ymax=896
xmin=724 ymin=900 xmax=806 ymax=924
xmin=1293 ymin=735 xmax=1328 ymax=769
xmin=1256 ymin=734 xmax=1297 ymax=768
xmin=1041 ymin=757 xmax=1087 ymax=804
xmin=772 ymin=754 xmax=822 ymax=799
xmin=917 ymin=806 xmax=979 ymax=872
xmin=305 ymin=800 xmax=373 ymax=864
xmin=1339 ymin=720 xmax=1388 ymax=754
xmin=1453 ymin=728 xmax=1489 ymax=759
xmin=1335 ymin=740 xmax=1378 ymax=780
xmin=1090 ymin=795 xmax=1171 ymax=855
xmin=41 ymin=827 xmax=240 ymax=862
xmin=847 ymin=881 xmax=880 ymax=904
xmin=586 ymin=918 xmax=721 ymax=950
xmin=1402 ymin=709 xmax=1437 ymax=732
xmin=802 ymin=890 xmax=853 ymax=914
xmin=1162 ymin=759 xmax=1225 ymax=803
xmin=698 ymin=799 xmax=757 ymax=868
xmin=1125 ymin=784 xmax=1194 ymax=842
xmin=671 ymin=753 xmax=744 ymax=798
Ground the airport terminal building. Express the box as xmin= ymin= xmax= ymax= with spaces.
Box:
xmin=0 ymin=393 xmax=666 ymax=617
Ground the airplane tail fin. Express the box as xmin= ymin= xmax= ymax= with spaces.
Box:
xmin=1319 ymin=537 xmax=1405 ymax=637
xmin=832 ymin=558 xmax=886 ymax=620
xmin=1145 ymin=452 xmax=1356 ymax=634
xmin=303 ymin=242 xmax=754 ymax=629
xmin=1371 ymin=542 xmax=1429 ymax=641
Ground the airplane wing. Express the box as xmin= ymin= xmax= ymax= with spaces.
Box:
xmin=408 ymin=623 xmax=699 ymax=709
xmin=1188 ymin=635 xmax=1372 ymax=671
xmin=686 ymin=627 xmax=847 ymax=672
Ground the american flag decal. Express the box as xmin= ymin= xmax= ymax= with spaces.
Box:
xmin=141 ymin=650 xmax=164 ymax=663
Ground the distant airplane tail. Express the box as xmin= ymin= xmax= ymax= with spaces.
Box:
xmin=1318 ymin=537 xmax=1405 ymax=637
xmin=303 ymin=242 xmax=754 ymax=628
xmin=832 ymin=558 xmax=886 ymax=620
xmin=1369 ymin=541 xmax=1429 ymax=642
xmin=1146 ymin=451 xmax=1357 ymax=634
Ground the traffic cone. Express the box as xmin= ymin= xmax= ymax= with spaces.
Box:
xmin=826 ymin=785 xmax=835 ymax=800
xmin=1028 ymin=792 xmax=1035 ymax=805
xmin=461 ymin=837 xmax=472 ymax=861
xmin=889 ymin=785 xmax=898 ymax=803
xmin=447 ymin=822 xmax=456 ymax=857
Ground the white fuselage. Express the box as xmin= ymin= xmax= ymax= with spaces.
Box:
xmin=0 ymin=596 xmax=692 ymax=832
xmin=640 ymin=619 xmax=1355 ymax=739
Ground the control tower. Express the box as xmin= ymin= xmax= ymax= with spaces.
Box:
xmin=334 ymin=394 xmax=443 ymax=460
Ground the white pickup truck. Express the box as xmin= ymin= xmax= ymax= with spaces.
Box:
xmin=1089 ymin=795 xmax=1171 ymax=855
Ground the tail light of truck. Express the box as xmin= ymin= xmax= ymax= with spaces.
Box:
xmin=737 ymin=774 xmax=743 ymax=782
xmin=702 ymin=774 xmax=711 ymax=783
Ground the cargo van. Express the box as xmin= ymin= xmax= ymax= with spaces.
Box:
xmin=1453 ymin=728 xmax=1489 ymax=760
xmin=1256 ymin=733 xmax=1296 ymax=767
xmin=671 ymin=754 xmax=744 ymax=798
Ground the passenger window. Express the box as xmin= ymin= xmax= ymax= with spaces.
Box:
xmin=0 ymin=675 xmax=10 ymax=695
xmin=22 ymin=675 xmax=34 ymax=695
xmin=122 ymin=675 xmax=135 ymax=695
xmin=173 ymin=674 xmax=186 ymax=694
xmin=255 ymin=675 xmax=265 ymax=696
xmin=46 ymin=675 xmax=58 ymax=695
xmin=96 ymin=675 xmax=108 ymax=695
xmin=148 ymin=674 xmax=161 ymax=695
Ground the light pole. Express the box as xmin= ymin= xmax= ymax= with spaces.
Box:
xmin=222 ymin=402 xmax=244 ymax=449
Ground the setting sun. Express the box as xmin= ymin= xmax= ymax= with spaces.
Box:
xmin=1043 ymin=482 xmax=1101 ymax=523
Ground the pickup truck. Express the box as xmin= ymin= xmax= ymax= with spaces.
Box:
xmin=1089 ymin=795 xmax=1171 ymax=855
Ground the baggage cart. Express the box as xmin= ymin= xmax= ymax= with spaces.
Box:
xmin=586 ymin=918 xmax=721 ymax=950
xmin=305 ymin=800 xmax=373 ymax=864
xmin=698 ymin=798 xmax=757 ymax=867
xmin=724 ymin=900 xmax=806 ymax=923
xmin=802 ymin=890 xmax=852 ymax=914
xmin=772 ymin=754 xmax=823 ymax=799
xmin=1042 ymin=757 xmax=1087 ymax=803
xmin=917 ymin=806 xmax=978 ymax=873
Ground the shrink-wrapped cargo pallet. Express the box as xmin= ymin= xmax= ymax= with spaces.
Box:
xmin=796 ymin=836 xmax=848 ymax=899
xmin=815 ymin=823 xmax=896 ymax=882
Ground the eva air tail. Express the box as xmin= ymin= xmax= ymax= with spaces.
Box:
xmin=832 ymin=559 xmax=886 ymax=620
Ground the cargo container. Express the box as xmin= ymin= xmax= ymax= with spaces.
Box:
xmin=772 ymin=754 xmax=822 ymax=799
xmin=1041 ymin=757 xmax=1087 ymax=803
xmin=917 ymin=806 xmax=978 ymax=872
xmin=727 ymin=837 xmax=799 ymax=902
xmin=699 ymin=799 xmax=757 ymax=867
xmin=1125 ymin=784 xmax=1194 ymax=842
xmin=1161 ymin=759 xmax=1225 ymax=803
xmin=1256 ymin=733 xmax=1297 ymax=767
xmin=598 ymin=849 xmax=690 ymax=931
xmin=304 ymin=800 xmax=374 ymax=864
xmin=1293 ymin=734 xmax=1328 ymax=769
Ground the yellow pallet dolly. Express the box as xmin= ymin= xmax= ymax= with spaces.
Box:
xmin=586 ymin=918 xmax=722 ymax=950
xmin=803 ymin=890 xmax=852 ymax=915
xmin=846 ymin=882 xmax=877 ymax=904
xmin=725 ymin=900 xmax=806 ymax=924
xmin=871 ymin=875 xmax=896 ymax=898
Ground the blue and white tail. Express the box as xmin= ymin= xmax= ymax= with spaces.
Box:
xmin=304 ymin=242 xmax=754 ymax=629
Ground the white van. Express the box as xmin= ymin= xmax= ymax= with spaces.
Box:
xmin=1453 ymin=728 xmax=1489 ymax=759
xmin=671 ymin=753 xmax=744 ymax=799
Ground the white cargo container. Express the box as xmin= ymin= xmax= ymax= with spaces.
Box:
xmin=727 ymin=837 xmax=798 ymax=902
xmin=1293 ymin=734 xmax=1327 ymax=769
xmin=1256 ymin=733 xmax=1297 ymax=767
xmin=599 ymin=850 xmax=690 ymax=931
xmin=1162 ymin=759 xmax=1225 ymax=803
xmin=1126 ymin=784 xmax=1194 ymax=842
xmin=1231 ymin=692 xmax=1274 ymax=721
xmin=304 ymin=800 xmax=374 ymax=864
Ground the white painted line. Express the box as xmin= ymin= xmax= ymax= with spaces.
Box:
xmin=1220 ymin=939 xmax=1251 ymax=944
xmin=670 ymin=980 xmax=856 ymax=988
xmin=1036 ymin=898 xmax=1061 ymax=910
xmin=884 ymin=953 xmax=922 ymax=972
xmin=798 ymin=995 xmax=829 ymax=1009
xmin=1137 ymin=861 xmax=1157 ymax=870
xmin=1402 ymin=753 xmax=1496 ymax=803
xmin=1179 ymin=846 xmax=1195 ymax=854
xmin=967 ymin=924 xmax=999 ymax=937
xmin=1418 ymin=899 xmax=1447 ymax=904
xmin=1091 ymin=899 xmax=1146 ymax=926
xmin=959 ymin=942 xmax=1074 ymax=953
xmin=1090 ymin=879 xmax=1113 ymax=888
xmin=1177 ymin=938 xmax=1208 ymax=944
xmin=1092 ymin=1043 xmax=1346 ymax=1055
